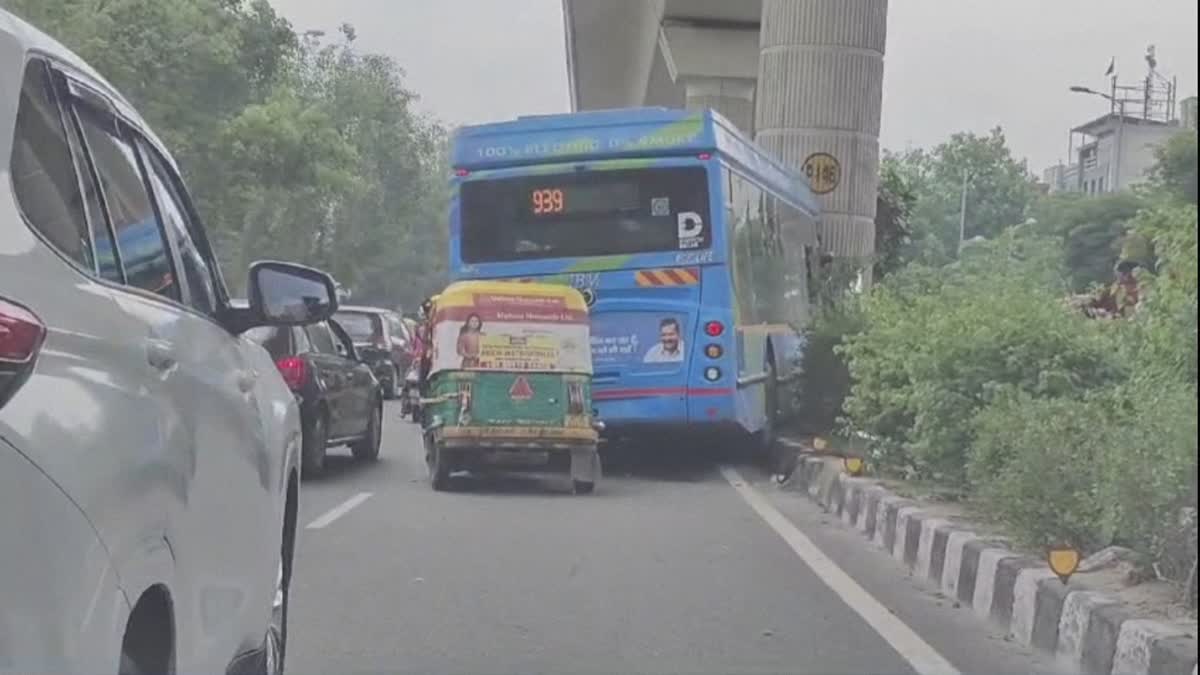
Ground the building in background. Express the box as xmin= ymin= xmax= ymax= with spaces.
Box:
xmin=562 ymin=0 xmax=889 ymax=279
xmin=1045 ymin=46 xmax=1190 ymax=195
xmin=1182 ymin=96 xmax=1198 ymax=131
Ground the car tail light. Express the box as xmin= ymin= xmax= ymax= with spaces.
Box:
xmin=566 ymin=382 xmax=585 ymax=415
xmin=0 ymin=297 xmax=45 ymax=407
xmin=275 ymin=356 xmax=307 ymax=391
xmin=704 ymin=321 xmax=725 ymax=337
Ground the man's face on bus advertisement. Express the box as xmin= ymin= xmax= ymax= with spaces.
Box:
xmin=659 ymin=321 xmax=680 ymax=354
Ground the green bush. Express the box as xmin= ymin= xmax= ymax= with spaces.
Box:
xmin=970 ymin=392 xmax=1111 ymax=550
xmin=966 ymin=202 xmax=1196 ymax=580
xmin=840 ymin=230 xmax=1122 ymax=485
xmin=1098 ymin=382 xmax=1197 ymax=580
xmin=794 ymin=301 xmax=864 ymax=434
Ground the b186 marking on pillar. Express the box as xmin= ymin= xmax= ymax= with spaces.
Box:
xmin=802 ymin=152 xmax=842 ymax=195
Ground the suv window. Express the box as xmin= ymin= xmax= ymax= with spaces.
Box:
xmin=138 ymin=139 xmax=217 ymax=314
xmin=9 ymin=60 xmax=93 ymax=269
xmin=306 ymin=322 xmax=338 ymax=354
xmin=76 ymin=109 xmax=178 ymax=300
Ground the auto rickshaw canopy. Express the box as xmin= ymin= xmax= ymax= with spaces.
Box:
xmin=428 ymin=280 xmax=592 ymax=377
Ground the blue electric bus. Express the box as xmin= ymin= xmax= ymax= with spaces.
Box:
xmin=448 ymin=107 xmax=820 ymax=449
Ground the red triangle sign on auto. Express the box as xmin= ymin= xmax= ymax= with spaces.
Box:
xmin=509 ymin=375 xmax=534 ymax=401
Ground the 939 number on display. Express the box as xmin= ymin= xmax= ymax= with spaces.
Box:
xmin=531 ymin=188 xmax=565 ymax=215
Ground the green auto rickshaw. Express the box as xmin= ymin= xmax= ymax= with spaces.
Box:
xmin=419 ymin=281 xmax=602 ymax=493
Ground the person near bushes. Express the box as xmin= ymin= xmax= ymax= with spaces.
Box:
xmin=1088 ymin=260 xmax=1141 ymax=318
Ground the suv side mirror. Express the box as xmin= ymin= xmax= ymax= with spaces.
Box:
xmin=224 ymin=261 xmax=339 ymax=334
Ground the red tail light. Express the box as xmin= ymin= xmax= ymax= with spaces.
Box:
xmin=275 ymin=356 xmax=307 ymax=391
xmin=704 ymin=321 xmax=725 ymax=337
xmin=0 ymin=297 xmax=46 ymax=407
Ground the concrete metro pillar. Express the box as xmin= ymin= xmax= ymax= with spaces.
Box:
xmin=754 ymin=0 xmax=888 ymax=263
xmin=683 ymin=77 xmax=756 ymax=135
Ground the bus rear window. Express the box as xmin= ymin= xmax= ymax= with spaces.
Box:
xmin=460 ymin=167 xmax=710 ymax=263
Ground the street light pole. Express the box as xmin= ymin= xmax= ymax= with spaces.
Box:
xmin=958 ymin=169 xmax=970 ymax=257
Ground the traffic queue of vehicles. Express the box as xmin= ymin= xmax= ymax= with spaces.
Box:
xmin=0 ymin=10 xmax=394 ymax=674
xmin=245 ymin=318 xmax=385 ymax=476
xmin=334 ymin=305 xmax=414 ymax=400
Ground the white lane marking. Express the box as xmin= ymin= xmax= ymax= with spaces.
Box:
xmin=720 ymin=466 xmax=961 ymax=675
xmin=306 ymin=492 xmax=373 ymax=530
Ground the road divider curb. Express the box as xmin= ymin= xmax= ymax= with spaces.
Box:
xmin=780 ymin=454 xmax=1198 ymax=675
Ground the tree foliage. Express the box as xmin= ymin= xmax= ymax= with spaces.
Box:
xmin=1028 ymin=191 xmax=1146 ymax=291
xmin=2 ymin=0 xmax=449 ymax=310
xmin=873 ymin=161 xmax=915 ymax=280
xmin=1147 ymin=130 xmax=1199 ymax=204
xmin=885 ymin=128 xmax=1038 ymax=267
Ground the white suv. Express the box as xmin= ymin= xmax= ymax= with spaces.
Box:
xmin=1 ymin=10 xmax=334 ymax=674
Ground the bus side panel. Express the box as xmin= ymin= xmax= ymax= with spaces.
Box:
xmin=688 ymin=265 xmax=739 ymax=427
xmin=736 ymin=326 xmax=770 ymax=435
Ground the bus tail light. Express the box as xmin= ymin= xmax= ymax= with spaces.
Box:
xmin=0 ymin=297 xmax=46 ymax=408
xmin=697 ymin=152 xmax=712 ymax=160
xmin=275 ymin=357 xmax=307 ymax=391
xmin=454 ymin=168 xmax=470 ymax=177
xmin=705 ymin=344 xmax=723 ymax=359
xmin=704 ymin=321 xmax=725 ymax=338
xmin=703 ymin=367 xmax=722 ymax=382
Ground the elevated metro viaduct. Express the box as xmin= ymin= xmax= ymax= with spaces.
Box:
xmin=562 ymin=0 xmax=888 ymax=271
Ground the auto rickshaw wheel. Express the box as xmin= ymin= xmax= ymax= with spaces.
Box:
xmin=425 ymin=435 xmax=451 ymax=491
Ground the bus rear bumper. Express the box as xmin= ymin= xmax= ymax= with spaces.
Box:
xmin=593 ymin=386 xmax=740 ymax=436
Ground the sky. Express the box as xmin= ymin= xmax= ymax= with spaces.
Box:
xmin=270 ymin=0 xmax=1198 ymax=173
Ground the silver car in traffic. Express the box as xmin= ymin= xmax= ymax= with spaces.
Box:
xmin=1 ymin=9 xmax=334 ymax=674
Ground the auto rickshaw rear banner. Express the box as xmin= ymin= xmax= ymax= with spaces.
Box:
xmin=430 ymin=288 xmax=591 ymax=375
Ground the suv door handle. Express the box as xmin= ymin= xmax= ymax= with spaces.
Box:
xmin=145 ymin=339 xmax=176 ymax=371
xmin=237 ymin=369 xmax=258 ymax=393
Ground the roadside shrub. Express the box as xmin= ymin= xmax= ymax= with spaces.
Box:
xmin=794 ymin=300 xmax=864 ymax=435
xmin=1098 ymin=381 xmax=1197 ymax=580
xmin=840 ymin=230 xmax=1121 ymax=485
xmin=970 ymin=202 xmax=1197 ymax=581
xmin=970 ymin=392 xmax=1111 ymax=550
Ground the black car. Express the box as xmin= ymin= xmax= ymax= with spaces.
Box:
xmin=247 ymin=319 xmax=383 ymax=476
xmin=334 ymin=305 xmax=413 ymax=399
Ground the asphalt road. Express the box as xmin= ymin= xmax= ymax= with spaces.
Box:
xmin=287 ymin=402 xmax=1059 ymax=675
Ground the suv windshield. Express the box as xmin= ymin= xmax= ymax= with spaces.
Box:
xmin=335 ymin=311 xmax=382 ymax=342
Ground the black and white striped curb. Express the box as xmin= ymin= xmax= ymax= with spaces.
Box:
xmin=784 ymin=455 xmax=1199 ymax=675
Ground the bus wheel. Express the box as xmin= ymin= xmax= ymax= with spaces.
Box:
xmin=752 ymin=359 xmax=778 ymax=463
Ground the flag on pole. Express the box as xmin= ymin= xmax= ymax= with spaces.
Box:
xmin=1104 ymin=57 xmax=1115 ymax=77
